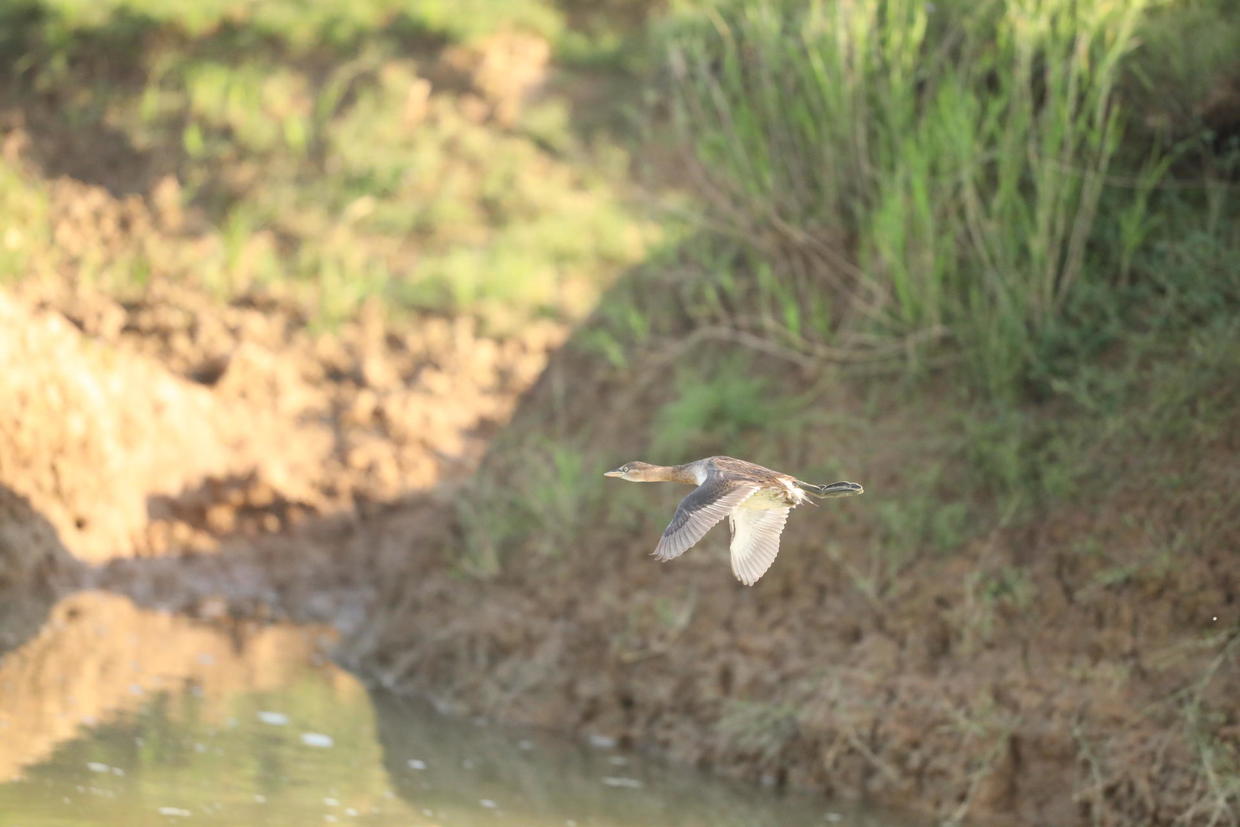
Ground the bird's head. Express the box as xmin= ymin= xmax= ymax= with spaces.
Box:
xmin=603 ymin=461 xmax=661 ymax=482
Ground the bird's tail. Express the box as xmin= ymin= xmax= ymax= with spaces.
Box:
xmin=797 ymin=480 xmax=864 ymax=499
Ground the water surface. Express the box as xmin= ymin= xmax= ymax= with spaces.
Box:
xmin=0 ymin=591 xmax=914 ymax=826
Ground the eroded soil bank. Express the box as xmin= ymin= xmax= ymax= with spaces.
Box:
xmin=1 ymin=283 xmax=560 ymax=561
xmin=2 ymin=283 xmax=1236 ymax=827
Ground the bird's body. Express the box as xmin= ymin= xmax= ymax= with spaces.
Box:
xmin=604 ymin=456 xmax=863 ymax=585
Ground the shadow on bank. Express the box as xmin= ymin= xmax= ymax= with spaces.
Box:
xmin=0 ymin=484 xmax=84 ymax=655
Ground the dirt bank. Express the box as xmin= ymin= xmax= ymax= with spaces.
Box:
xmin=68 ymin=291 xmax=1240 ymax=825
xmin=341 ymin=339 xmax=1240 ymax=827
xmin=1 ymin=283 xmax=561 ymax=567
xmin=2 ymin=279 xmax=1236 ymax=826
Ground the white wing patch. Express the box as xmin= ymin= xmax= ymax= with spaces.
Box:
xmin=728 ymin=507 xmax=790 ymax=585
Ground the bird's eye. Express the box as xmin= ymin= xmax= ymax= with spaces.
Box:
xmin=622 ymin=464 xmax=632 ymax=472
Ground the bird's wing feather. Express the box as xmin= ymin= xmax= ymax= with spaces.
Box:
xmin=653 ymin=482 xmax=757 ymax=561
xmin=728 ymin=507 xmax=790 ymax=585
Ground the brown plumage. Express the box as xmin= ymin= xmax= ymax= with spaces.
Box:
xmin=603 ymin=456 xmax=863 ymax=585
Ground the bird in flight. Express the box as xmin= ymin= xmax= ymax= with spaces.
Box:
xmin=604 ymin=456 xmax=863 ymax=585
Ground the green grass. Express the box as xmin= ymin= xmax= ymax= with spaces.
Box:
xmin=652 ymin=0 xmax=1239 ymax=397
xmin=457 ymin=438 xmax=612 ymax=577
xmin=0 ymin=164 xmax=50 ymax=282
xmin=8 ymin=0 xmax=564 ymax=48
xmin=0 ymin=0 xmax=656 ymax=330
xmin=651 ymin=362 xmax=788 ymax=458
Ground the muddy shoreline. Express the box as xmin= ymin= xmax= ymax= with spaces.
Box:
xmin=2 ymin=286 xmax=1237 ymax=826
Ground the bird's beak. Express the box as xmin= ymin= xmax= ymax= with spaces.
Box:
xmin=603 ymin=468 xmax=624 ymax=478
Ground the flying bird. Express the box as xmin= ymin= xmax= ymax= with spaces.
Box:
xmin=604 ymin=456 xmax=863 ymax=585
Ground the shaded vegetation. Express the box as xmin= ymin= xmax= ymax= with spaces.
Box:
xmin=431 ymin=1 xmax=1240 ymax=824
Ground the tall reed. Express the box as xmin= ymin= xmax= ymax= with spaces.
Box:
xmin=659 ymin=0 xmax=1158 ymax=394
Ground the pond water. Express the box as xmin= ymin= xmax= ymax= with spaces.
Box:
xmin=0 ymin=591 xmax=916 ymax=827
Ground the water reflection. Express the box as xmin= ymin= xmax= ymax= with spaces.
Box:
xmin=0 ymin=591 xmax=917 ymax=826
xmin=371 ymin=691 xmax=903 ymax=827
xmin=0 ymin=591 xmax=334 ymax=785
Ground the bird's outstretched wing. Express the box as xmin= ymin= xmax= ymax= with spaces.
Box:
xmin=653 ymin=482 xmax=757 ymax=561
xmin=728 ymin=507 xmax=790 ymax=585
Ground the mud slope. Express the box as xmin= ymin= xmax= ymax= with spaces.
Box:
xmin=0 ymin=295 xmax=244 ymax=561
xmin=0 ymin=284 xmax=562 ymax=567
xmin=345 ymin=312 xmax=1240 ymax=826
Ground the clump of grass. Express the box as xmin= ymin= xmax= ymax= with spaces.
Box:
xmin=0 ymin=162 xmax=51 ymax=281
xmin=651 ymin=363 xmax=788 ymax=458
xmin=872 ymin=464 xmax=971 ymax=575
xmin=1 ymin=0 xmax=656 ymax=329
xmin=653 ymin=0 xmax=1233 ymax=396
xmin=457 ymin=439 xmax=609 ymax=577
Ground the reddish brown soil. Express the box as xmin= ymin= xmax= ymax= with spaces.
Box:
xmin=337 ymin=343 xmax=1239 ymax=827
xmin=1 ymin=283 xmax=561 ymax=562
xmin=1 ymin=281 xmax=1236 ymax=826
